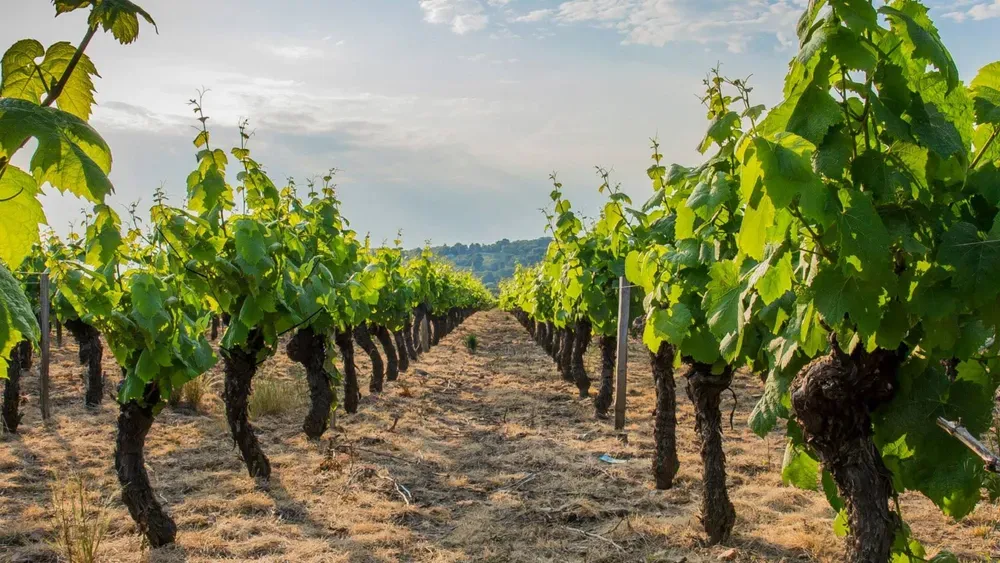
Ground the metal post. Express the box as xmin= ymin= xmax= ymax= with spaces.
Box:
xmin=39 ymin=272 xmax=51 ymax=420
xmin=613 ymin=276 xmax=630 ymax=432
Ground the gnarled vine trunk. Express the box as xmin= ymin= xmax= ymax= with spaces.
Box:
xmin=650 ymin=342 xmax=678 ymax=489
xmin=335 ymin=329 xmax=360 ymax=414
xmin=65 ymin=318 xmax=104 ymax=407
xmin=2 ymin=340 xmax=31 ymax=433
xmin=286 ymin=327 xmax=333 ymax=439
xmin=550 ymin=326 xmax=561 ymax=362
xmin=374 ymin=325 xmax=399 ymax=382
xmin=393 ymin=330 xmax=410 ymax=373
xmin=430 ymin=314 xmax=443 ymax=346
xmin=402 ymin=317 xmax=418 ymax=361
xmin=571 ymin=318 xmax=591 ymax=398
xmin=210 ymin=315 xmax=220 ymax=341
xmin=594 ymin=335 xmax=616 ymax=417
xmin=412 ymin=305 xmax=427 ymax=354
xmin=791 ymin=340 xmax=900 ymax=563
xmin=115 ymin=382 xmax=177 ymax=546
xmin=558 ymin=329 xmax=574 ymax=382
xmin=354 ymin=324 xmax=385 ymax=393
xmin=684 ymin=362 xmax=735 ymax=545
xmin=544 ymin=322 xmax=555 ymax=356
xmin=221 ymin=328 xmax=271 ymax=480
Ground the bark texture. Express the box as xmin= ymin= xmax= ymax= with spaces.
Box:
xmin=570 ymin=318 xmax=591 ymax=398
xmin=594 ymin=335 xmax=616 ymax=417
xmin=221 ymin=328 xmax=271 ymax=480
xmin=115 ymin=383 xmax=177 ymax=546
xmin=335 ymin=329 xmax=361 ymax=413
xmin=393 ymin=330 xmax=410 ymax=373
xmin=684 ymin=362 xmax=735 ymax=545
xmin=650 ymin=342 xmax=678 ymax=489
xmin=402 ymin=317 xmax=418 ymax=361
xmin=354 ymin=324 xmax=385 ymax=393
xmin=286 ymin=327 xmax=333 ymax=439
xmin=65 ymin=318 xmax=104 ymax=407
xmin=374 ymin=325 xmax=399 ymax=382
xmin=791 ymin=340 xmax=901 ymax=563
xmin=2 ymin=340 xmax=31 ymax=433
xmin=558 ymin=330 xmax=574 ymax=382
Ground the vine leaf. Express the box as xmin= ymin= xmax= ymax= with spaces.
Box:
xmin=0 ymin=165 xmax=46 ymax=268
xmin=938 ymin=222 xmax=1000 ymax=306
xmin=2 ymin=41 xmax=101 ymax=120
xmin=702 ymin=260 xmax=747 ymax=362
xmin=837 ymin=190 xmax=891 ymax=281
xmin=971 ymin=62 xmax=1000 ymax=125
xmin=643 ymin=302 xmax=693 ymax=350
xmin=0 ymin=263 xmax=39 ymax=374
xmin=0 ymin=98 xmax=113 ymax=202
xmin=879 ymin=5 xmax=959 ymax=92
xmin=1 ymin=40 xmax=48 ymax=104
xmin=810 ymin=268 xmax=881 ymax=336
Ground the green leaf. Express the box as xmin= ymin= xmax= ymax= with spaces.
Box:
xmin=837 ymin=190 xmax=891 ymax=280
xmin=88 ymin=0 xmax=158 ymax=45
xmin=810 ymin=267 xmax=882 ymax=336
xmin=1 ymin=40 xmax=48 ymax=103
xmin=938 ymin=222 xmax=1000 ymax=306
xmin=757 ymin=253 xmax=793 ymax=306
xmin=739 ymin=194 xmax=775 ymax=262
xmin=879 ymin=5 xmax=959 ymax=92
xmin=971 ymin=62 xmax=1000 ymax=125
xmin=698 ymin=111 xmax=739 ymax=153
xmin=782 ymin=441 xmax=820 ymax=490
xmin=874 ymin=356 xmax=997 ymax=518
xmin=40 ymin=42 xmax=100 ymax=120
xmin=751 ymin=134 xmax=824 ymax=211
xmin=1 ymin=40 xmax=100 ymax=120
xmin=685 ymin=171 xmax=731 ymax=215
xmin=644 ymin=302 xmax=693 ymax=350
xmin=910 ymin=97 xmax=968 ymax=162
xmin=0 ymin=98 xmax=113 ymax=202
xmin=749 ymin=362 xmax=796 ymax=437
xmin=702 ymin=261 xmax=746 ymax=362
xmin=0 ymin=262 xmax=38 ymax=376
xmin=0 ymin=165 xmax=45 ymax=268
xmin=84 ymin=204 xmax=122 ymax=268
xmin=233 ymin=219 xmax=273 ymax=278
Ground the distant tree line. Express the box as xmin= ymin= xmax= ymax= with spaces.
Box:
xmin=407 ymin=237 xmax=551 ymax=291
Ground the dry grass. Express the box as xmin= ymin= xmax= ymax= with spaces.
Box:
xmin=248 ymin=372 xmax=306 ymax=420
xmin=0 ymin=310 xmax=998 ymax=562
xmin=49 ymin=475 xmax=111 ymax=563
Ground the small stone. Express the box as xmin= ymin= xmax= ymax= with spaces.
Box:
xmin=718 ymin=548 xmax=738 ymax=561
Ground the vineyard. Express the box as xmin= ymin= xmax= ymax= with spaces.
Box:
xmin=3 ymin=0 xmax=1000 ymax=562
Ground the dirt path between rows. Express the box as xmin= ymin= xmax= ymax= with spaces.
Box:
xmin=2 ymin=310 xmax=997 ymax=562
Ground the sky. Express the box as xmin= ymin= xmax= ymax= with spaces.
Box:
xmin=6 ymin=0 xmax=1000 ymax=247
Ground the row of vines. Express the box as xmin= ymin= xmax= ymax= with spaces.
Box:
xmin=500 ymin=1 xmax=1000 ymax=561
xmin=0 ymin=0 xmax=492 ymax=548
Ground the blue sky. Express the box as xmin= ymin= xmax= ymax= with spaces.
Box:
xmin=6 ymin=0 xmax=1000 ymax=246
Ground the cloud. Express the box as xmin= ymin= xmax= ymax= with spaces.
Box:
xmin=513 ymin=9 xmax=554 ymax=22
xmin=260 ymin=42 xmax=327 ymax=60
xmin=420 ymin=0 xmax=489 ymax=34
xmin=969 ymin=1 xmax=1000 ymax=19
xmin=550 ymin=0 xmax=807 ymax=50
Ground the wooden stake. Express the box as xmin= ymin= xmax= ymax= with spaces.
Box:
xmin=39 ymin=272 xmax=51 ymax=420
xmin=614 ymin=276 xmax=630 ymax=432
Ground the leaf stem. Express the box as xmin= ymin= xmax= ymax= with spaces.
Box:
xmin=971 ymin=126 xmax=999 ymax=169
xmin=41 ymin=25 xmax=97 ymax=108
